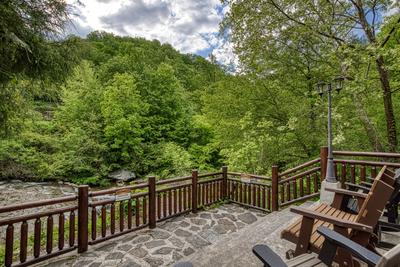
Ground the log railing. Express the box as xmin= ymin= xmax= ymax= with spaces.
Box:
xmin=2 ymin=147 xmax=400 ymax=266
xmin=333 ymin=150 xmax=400 ymax=187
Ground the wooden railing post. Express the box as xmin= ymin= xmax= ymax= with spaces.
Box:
xmin=222 ymin=166 xmax=228 ymax=199
xmin=192 ymin=169 xmax=198 ymax=213
xmin=271 ymin=166 xmax=279 ymax=212
xmin=148 ymin=176 xmax=156 ymax=229
xmin=78 ymin=185 xmax=89 ymax=253
xmin=320 ymin=146 xmax=328 ymax=181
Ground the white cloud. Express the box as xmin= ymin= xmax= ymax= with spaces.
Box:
xmin=67 ymin=0 xmax=238 ymax=67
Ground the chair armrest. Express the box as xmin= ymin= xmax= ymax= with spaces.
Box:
xmin=290 ymin=207 xmax=373 ymax=233
xmin=325 ymin=188 xmax=368 ymax=198
xmin=345 ymin=182 xmax=370 ymax=192
xmin=378 ymin=219 xmax=400 ymax=232
xmin=252 ymin=244 xmax=287 ymax=267
xmin=317 ymin=226 xmax=381 ymax=266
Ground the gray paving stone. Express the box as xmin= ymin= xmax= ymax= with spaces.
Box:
xmin=169 ymin=236 xmax=185 ymax=248
xmin=185 ymin=235 xmax=211 ymax=248
xmin=199 ymin=213 xmax=212 ymax=219
xmin=150 ymin=229 xmax=171 ymax=239
xmin=73 ymin=260 xmax=93 ymax=267
xmin=145 ymin=239 xmax=166 ymax=249
xmin=105 ymin=252 xmax=124 ymax=260
xmin=118 ymin=259 xmax=142 ymax=267
xmin=189 ymin=225 xmax=200 ymax=232
xmin=117 ymin=244 xmax=132 ymax=251
xmin=129 ymin=247 xmax=148 ymax=258
xmin=144 ymin=257 xmax=164 ymax=267
xmin=183 ymin=247 xmax=195 ymax=256
xmin=237 ymin=212 xmax=257 ymax=224
xmin=131 ymin=235 xmax=151 ymax=244
xmin=174 ymin=228 xmax=191 ymax=237
xmin=88 ymin=262 xmax=102 ymax=267
xmin=154 ymin=246 xmax=174 ymax=255
xmin=190 ymin=218 xmax=207 ymax=225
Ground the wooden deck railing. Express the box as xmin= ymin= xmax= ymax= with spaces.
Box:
xmin=1 ymin=147 xmax=400 ymax=266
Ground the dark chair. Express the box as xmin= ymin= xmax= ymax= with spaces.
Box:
xmin=253 ymin=226 xmax=400 ymax=267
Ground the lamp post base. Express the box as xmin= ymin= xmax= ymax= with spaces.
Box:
xmin=320 ymin=180 xmax=341 ymax=204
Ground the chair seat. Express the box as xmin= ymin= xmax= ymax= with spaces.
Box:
xmin=286 ymin=253 xmax=327 ymax=267
xmin=281 ymin=203 xmax=357 ymax=253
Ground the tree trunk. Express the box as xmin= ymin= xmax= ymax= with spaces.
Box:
xmin=352 ymin=94 xmax=385 ymax=152
xmin=376 ymin=56 xmax=397 ymax=152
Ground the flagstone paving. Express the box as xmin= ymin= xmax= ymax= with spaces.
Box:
xmin=36 ymin=204 xmax=266 ymax=267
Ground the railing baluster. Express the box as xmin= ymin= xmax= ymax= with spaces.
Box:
xmin=306 ymin=175 xmax=311 ymax=195
xmin=110 ymin=203 xmax=115 ymax=234
xmin=47 ymin=215 xmax=54 ymax=254
xmin=173 ymin=189 xmax=178 ymax=214
xmin=143 ymin=197 xmax=147 ymax=224
xmin=163 ymin=193 xmax=167 ymax=218
xmin=69 ymin=211 xmax=75 ymax=247
xmin=20 ymin=221 xmax=28 ymax=263
xmin=239 ymin=182 xmax=243 ymax=203
xmin=341 ymin=163 xmax=347 ymax=186
xmin=267 ymin=188 xmax=271 ymax=210
xmin=91 ymin=207 xmax=97 ymax=240
xmin=179 ymin=188 xmax=182 ymax=212
xmin=299 ymin=179 xmax=304 ymax=197
xmin=101 ymin=205 xmax=106 ymax=237
xmin=136 ymin=197 xmax=140 ymax=227
xmin=257 ymin=185 xmax=261 ymax=207
xmin=58 ymin=214 xmax=64 ymax=250
xmin=188 ymin=187 xmax=192 ymax=209
xmin=350 ymin=165 xmax=356 ymax=184
xmin=168 ymin=190 xmax=173 ymax=216
xmin=205 ymin=183 xmax=209 ymax=204
xmin=128 ymin=199 xmax=132 ymax=229
xmin=120 ymin=201 xmax=124 ymax=232
xmin=292 ymin=180 xmax=297 ymax=200
xmin=262 ymin=186 xmax=266 ymax=209
xmin=157 ymin=193 xmax=161 ymax=219
xmin=313 ymin=173 xmax=319 ymax=193
xmin=34 ymin=218 xmax=41 ymax=258
xmin=280 ymin=184 xmax=285 ymax=204
xmin=360 ymin=165 xmax=366 ymax=182
xmin=5 ymin=224 xmax=14 ymax=267
xmin=183 ymin=187 xmax=187 ymax=211
xmin=286 ymin=183 xmax=291 ymax=202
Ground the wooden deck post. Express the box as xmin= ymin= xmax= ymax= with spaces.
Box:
xmin=320 ymin=146 xmax=328 ymax=181
xmin=148 ymin=176 xmax=156 ymax=229
xmin=78 ymin=185 xmax=89 ymax=253
xmin=271 ymin=166 xmax=279 ymax=212
xmin=192 ymin=169 xmax=198 ymax=213
xmin=222 ymin=166 xmax=228 ymax=199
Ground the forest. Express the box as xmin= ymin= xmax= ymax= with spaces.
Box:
xmin=0 ymin=1 xmax=399 ymax=185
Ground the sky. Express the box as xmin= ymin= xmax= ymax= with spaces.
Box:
xmin=67 ymin=0 xmax=238 ymax=66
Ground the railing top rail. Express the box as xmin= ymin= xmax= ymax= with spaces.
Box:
xmin=334 ymin=151 xmax=400 ymax=158
xmin=0 ymin=195 xmax=77 ymax=213
xmin=227 ymin=172 xmax=271 ymax=181
xmin=279 ymin=166 xmax=321 ymax=184
xmin=156 ymin=176 xmax=192 ymax=185
xmin=0 ymin=205 xmax=77 ymax=226
xmin=198 ymin=172 xmax=222 ymax=178
xmin=334 ymin=159 xmax=400 ymax=168
xmin=278 ymin=158 xmax=320 ymax=177
xmin=89 ymin=182 xmax=148 ymax=197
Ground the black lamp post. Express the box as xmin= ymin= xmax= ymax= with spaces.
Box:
xmin=317 ymin=77 xmax=344 ymax=183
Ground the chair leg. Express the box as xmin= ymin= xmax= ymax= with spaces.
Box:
xmin=333 ymin=226 xmax=357 ymax=267
xmin=294 ymin=217 xmax=314 ymax=256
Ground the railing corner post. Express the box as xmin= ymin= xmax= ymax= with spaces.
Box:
xmin=192 ymin=169 xmax=198 ymax=213
xmin=148 ymin=176 xmax=156 ymax=229
xmin=320 ymin=146 xmax=328 ymax=181
xmin=271 ymin=166 xmax=279 ymax=212
xmin=222 ymin=166 xmax=228 ymax=199
xmin=78 ymin=185 xmax=89 ymax=253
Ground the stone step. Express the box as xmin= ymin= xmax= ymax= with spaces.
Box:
xmin=179 ymin=202 xmax=314 ymax=267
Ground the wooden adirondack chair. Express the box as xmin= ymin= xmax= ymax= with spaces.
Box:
xmin=253 ymin=226 xmax=400 ymax=267
xmin=281 ymin=166 xmax=396 ymax=267
xmin=345 ymin=168 xmax=400 ymax=248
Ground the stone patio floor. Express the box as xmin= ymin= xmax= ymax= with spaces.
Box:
xmin=36 ymin=204 xmax=266 ymax=267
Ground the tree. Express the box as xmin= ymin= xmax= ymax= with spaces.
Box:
xmin=222 ymin=0 xmax=400 ymax=152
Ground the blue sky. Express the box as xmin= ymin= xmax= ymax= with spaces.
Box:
xmin=67 ymin=0 xmax=237 ymax=66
